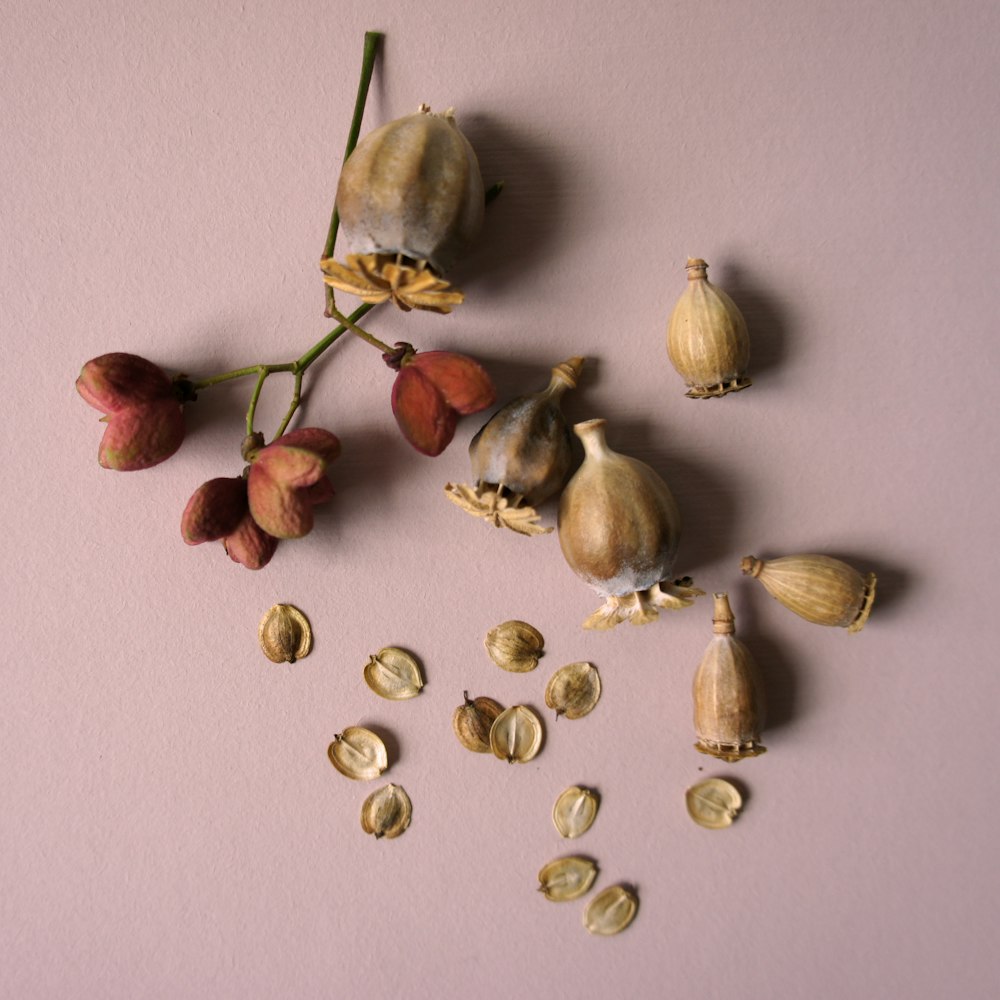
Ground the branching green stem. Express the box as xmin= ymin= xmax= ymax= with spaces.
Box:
xmin=327 ymin=303 xmax=394 ymax=354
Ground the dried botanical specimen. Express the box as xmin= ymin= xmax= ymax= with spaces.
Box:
xmin=685 ymin=777 xmax=742 ymax=829
xmin=666 ymin=258 xmax=751 ymax=398
xmin=452 ymin=692 xmax=505 ymax=753
xmin=327 ymin=727 xmax=388 ymax=780
xmin=489 ymin=705 xmax=543 ymax=763
xmin=741 ymin=554 xmax=876 ymax=631
xmin=537 ymin=856 xmax=598 ymax=901
xmin=323 ymin=104 xmax=484 ymax=313
xmin=364 ymin=647 xmax=424 ymax=700
xmin=558 ymin=419 xmax=703 ymax=629
xmin=692 ymin=594 xmax=766 ymax=762
xmin=258 ymin=604 xmax=313 ymax=663
xmin=361 ymin=783 xmax=412 ymax=839
xmin=484 ymin=620 xmax=544 ymax=672
xmin=552 ymin=786 xmax=599 ymax=839
xmin=445 ymin=357 xmax=585 ymax=534
xmin=545 ymin=662 xmax=601 ymax=720
xmin=582 ymin=885 xmax=638 ymax=935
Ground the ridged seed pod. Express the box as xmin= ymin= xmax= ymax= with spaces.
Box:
xmin=666 ymin=258 xmax=751 ymax=398
xmin=692 ymin=593 xmax=766 ymax=762
xmin=320 ymin=104 xmax=484 ymax=313
xmin=444 ymin=357 xmax=585 ymax=536
xmin=557 ymin=419 xmax=702 ymax=629
xmin=741 ymin=554 xmax=876 ymax=632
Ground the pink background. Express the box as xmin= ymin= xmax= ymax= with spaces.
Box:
xmin=3 ymin=1 xmax=998 ymax=997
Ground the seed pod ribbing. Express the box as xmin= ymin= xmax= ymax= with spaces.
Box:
xmin=692 ymin=593 xmax=766 ymax=762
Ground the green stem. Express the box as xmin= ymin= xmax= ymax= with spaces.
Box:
xmin=272 ymin=370 xmax=304 ymax=439
xmin=191 ymin=362 xmax=294 ymax=391
xmin=327 ymin=303 xmax=394 ymax=353
xmin=296 ymin=303 xmax=377 ymax=370
xmin=245 ymin=369 xmax=269 ymax=436
xmin=323 ymin=30 xmax=382 ymax=314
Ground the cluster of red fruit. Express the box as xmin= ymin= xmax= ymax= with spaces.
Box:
xmin=76 ymin=348 xmax=494 ymax=569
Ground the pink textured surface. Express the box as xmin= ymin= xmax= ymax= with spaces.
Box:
xmin=3 ymin=1 xmax=998 ymax=997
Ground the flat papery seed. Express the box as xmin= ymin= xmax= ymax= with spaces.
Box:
xmin=258 ymin=604 xmax=312 ymax=663
xmin=544 ymin=662 xmax=601 ymax=720
xmin=537 ymin=856 xmax=598 ymax=901
xmin=327 ymin=727 xmax=388 ymax=780
xmin=685 ymin=777 xmax=742 ymax=829
xmin=484 ymin=620 xmax=544 ymax=672
xmin=360 ymin=783 xmax=412 ymax=839
xmin=583 ymin=885 xmax=639 ymax=936
xmin=552 ymin=786 xmax=600 ymax=839
xmin=452 ymin=692 xmax=504 ymax=753
xmin=364 ymin=647 xmax=424 ymax=700
xmin=489 ymin=705 xmax=543 ymax=763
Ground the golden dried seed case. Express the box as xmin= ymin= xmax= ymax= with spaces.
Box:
xmin=484 ymin=620 xmax=544 ymax=672
xmin=445 ymin=357 xmax=586 ymax=535
xmin=327 ymin=727 xmax=388 ymax=781
xmin=452 ymin=692 xmax=505 ymax=753
xmin=666 ymin=258 xmax=751 ymax=398
xmin=692 ymin=594 xmax=766 ymax=762
xmin=489 ymin=705 xmax=543 ymax=763
xmin=537 ymin=856 xmax=598 ymax=901
xmin=552 ymin=786 xmax=599 ymax=839
xmin=364 ymin=647 xmax=424 ymax=700
xmin=545 ymin=662 xmax=601 ymax=720
xmin=558 ymin=419 xmax=703 ymax=629
xmin=360 ymin=783 xmax=412 ymax=839
xmin=583 ymin=885 xmax=638 ymax=936
xmin=685 ymin=777 xmax=742 ymax=829
xmin=322 ymin=105 xmax=484 ymax=313
xmin=258 ymin=604 xmax=312 ymax=663
xmin=741 ymin=554 xmax=876 ymax=631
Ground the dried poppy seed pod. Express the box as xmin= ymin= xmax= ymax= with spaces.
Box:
xmin=445 ymin=357 xmax=585 ymax=536
xmin=692 ymin=593 xmax=766 ymax=762
xmin=666 ymin=258 xmax=751 ymax=398
xmin=557 ymin=419 xmax=703 ymax=629
xmin=321 ymin=105 xmax=484 ymax=313
xmin=741 ymin=553 xmax=876 ymax=632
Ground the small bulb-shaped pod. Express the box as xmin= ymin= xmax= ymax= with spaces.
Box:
xmin=444 ymin=358 xmax=585 ymax=536
xmin=557 ymin=419 xmax=703 ymax=629
xmin=692 ymin=593 xmax=766 ymax=762
xmin=321 ymin=105 xmax=484 ymax=313
xmin=741 ymin=554 xmax=876 ymax=632
xmin=666 ymin=258 xmax=751 ymax=398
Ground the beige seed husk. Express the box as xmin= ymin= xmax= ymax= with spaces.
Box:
xmin=552 ymin=786 xmax=599 ymax=839
xmin=741 ymin=553 xmax=876 ymax=632
xmin=360 ymin=783 xmax=412 ymax=839
xmin=666 ymin=258 xmax=751 ymax=398
xmin=545 ymin=662 xmax=601 ymax=720
xmin=537 ymin=856 xmax=598 ymax=901
xmin=452 ymin=692 xmax=505 ymax=753
xmin=692 ymin=594 xmax=766 ymax=762
xmin=489 ymin=705 xmax=543 ymax=763
xmin=258 ymin=604 xmax=312 ymax=663
xmin=583 ymin=885 xmax=639 ymax=936
xmin=364 ymin=647 xmax=424 ymax=700
xmin=686 ymin=777 xmax=742 ymax=829
xmin=484 ymin=620 xmax=545 ymax=672
xmin=327 ymin=727 xmax=388 ymax=781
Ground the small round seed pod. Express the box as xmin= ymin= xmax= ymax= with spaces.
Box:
xmin=693 ymin=593 xmax=766 ymax=762
xmin=321 ymin=104 xmax=484 ymax=313
xmin=445 ymin=357 xmax=585 ymax=536
xmin=741 ymin=554 xmax=876 ymax=632
xmin=452 ymin=692 xmax=504 ymax=753
xmin=557 ymin=419 xmax=703 ymax=629
xmin=666 ymin=258 xmax=751 ymax=398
